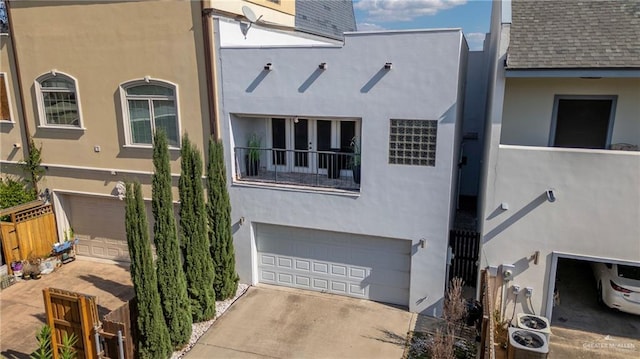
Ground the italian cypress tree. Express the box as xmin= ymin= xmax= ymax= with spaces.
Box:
xmin=125 ymin=181 xmax=171 ymax=359
xmin=207 ymin=137 xmax=239 ymax=300
xmin=179 ymin=134 xmax=216 ymax=322
xmin=152 ymin=130 xmax=192 ymax=348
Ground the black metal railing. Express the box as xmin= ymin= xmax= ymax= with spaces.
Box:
xmin=234 ymin=147 xmax=361 ymax=191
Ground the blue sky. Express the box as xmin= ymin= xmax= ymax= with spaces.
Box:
xmin=354 ymin=0 xmax=493 ymax=50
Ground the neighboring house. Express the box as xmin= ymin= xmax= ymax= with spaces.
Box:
xmin=0 ymin=0 xmax=353 ymax=262
xmin=295 ymin=0 xmax=357 ymax=39
xmin=214 ymin=18 xmax=470 ymax=314
xmin=479 ymin=0 xmax=640 ymax=318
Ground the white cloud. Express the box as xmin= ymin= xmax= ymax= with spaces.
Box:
xmin=357 ymin=22 xmax=387 ymax=31
xmin=465 ymin=32 xmax=486 ymax=51
xmin=355 ymin=0 xmax=467 ymax=22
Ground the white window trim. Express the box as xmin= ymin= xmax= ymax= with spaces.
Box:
xmin=548 ymin=95 xmax=617 ymax=149
xmin=0 ymin=72 xmax=15 ymax=124
xmin=34 ymin=70 xmax=85 ymax=129
xmin=119 ymin=77 xmax=182 ymax=149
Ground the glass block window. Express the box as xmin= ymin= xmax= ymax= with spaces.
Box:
xmin=389 ymin=119 xmax=437 ymax=166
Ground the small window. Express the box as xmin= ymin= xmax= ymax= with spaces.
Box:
xmin=551 ymin=96 xmax=616 ymax=149
xmin=121 ymin=80 xmax=180 ymax=147
xmin=1 ymin=73 xmax=11 ymax=122
xmin=389 ymin=119 xmax=437 ymax=166
xmin=35 ymin=72 xmax=82 ymax=127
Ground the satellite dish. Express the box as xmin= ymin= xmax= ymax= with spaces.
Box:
xmin=242 ymin=6 xmax=258 ymax=23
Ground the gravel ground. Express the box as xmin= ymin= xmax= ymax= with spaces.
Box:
xmin=171 ymin=283 xmax=250 ymax=359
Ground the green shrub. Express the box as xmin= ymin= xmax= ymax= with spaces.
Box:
xmin=30 ymin=325 xmax=52 ymax=359
xmin=0 ymin=177 xmax=36 ymax=220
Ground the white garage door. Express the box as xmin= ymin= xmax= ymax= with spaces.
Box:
xmin=67 ymin=195 xmax=130 ymax=262
xmin=257 ymin=224 xmax=411 ymax=306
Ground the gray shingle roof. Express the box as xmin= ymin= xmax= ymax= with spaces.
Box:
xmin=507 ymin=0 xmax=640 ymax=69
xmin=295 ymin=0 xmax=356 ymax=40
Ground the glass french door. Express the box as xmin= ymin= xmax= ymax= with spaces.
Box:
xmin=268 ymin=117 xmax=359 ymax=174
xmin=293 ymin=119 xmax=310 ymax=171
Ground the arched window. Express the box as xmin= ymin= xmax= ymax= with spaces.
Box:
xmin=35 ymin=72 xmax=82 ymax=128
xmin=121 ymin=80 xmax=180 ymax=147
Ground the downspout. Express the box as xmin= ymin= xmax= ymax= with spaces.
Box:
xmin=5 ymin=0 xmax=37 ymax=193
xmin=201 ymin=0 xmax=218 ymax=139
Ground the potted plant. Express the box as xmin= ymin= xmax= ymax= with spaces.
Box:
xmin=350 ymin=137 xmax=361 ymax=184
xmin=245 ymin=133 xmax=261 ymax=176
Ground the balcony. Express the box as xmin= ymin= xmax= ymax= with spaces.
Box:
xmin=234 ymin=147 xmax=360 ymax=191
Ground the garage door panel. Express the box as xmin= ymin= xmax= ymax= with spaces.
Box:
xmin=331 ymin=264 xmax=347 ymax=276
xmin=313 ymin=278 xmax=329 ymax=290
xmin=261 ymin=270 xmax=276 ymax=281
xmin=68 ymin=195 xmax=132 ymax=262
xmin=260 ymin=254 xmax=276 ymax=266
xmin=257 ymin=224 xmax=410 ymax=306
xmin=295 ymin=259 xmax=311 ymax=271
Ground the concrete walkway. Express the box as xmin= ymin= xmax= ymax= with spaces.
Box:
xmin=185 ymin=285 xmax=415 ymax=359
xmin=0 ymin=258 xmax=133 ymax=358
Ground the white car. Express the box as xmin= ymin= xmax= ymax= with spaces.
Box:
xmin=591 ymin=262 xmax=640 ymax=316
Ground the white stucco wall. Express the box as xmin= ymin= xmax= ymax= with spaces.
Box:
xmin=215 ymin=23 xmax=468 ymax=315
xmin=217 ymin=19 xmax=336 ymax=47
xmin=481 ymin=145 xmax=640 ymax=316
xmin=479 ymin=0 xmax=640 ymax=318
xmin=500 ymin=78 xmax=640 ymax=147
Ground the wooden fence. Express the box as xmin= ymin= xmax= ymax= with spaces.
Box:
xmin=479 ymin=269 xmax=497 ymax=359
xmin=449 ymin=229 xmax=480 ymax=285
xmin=1 ymin=201 xmax=58 ymax=272
xmin=43 ymin=288 xmax=99 ymax=359
xmin=100 ymin=298 xmax=136 ymax=359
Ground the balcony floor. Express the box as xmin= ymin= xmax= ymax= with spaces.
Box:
xmin=236 ymin=170 xmax=360 ymax=192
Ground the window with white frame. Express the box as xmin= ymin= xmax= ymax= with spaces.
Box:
xmin=121 ymin=81 xmax=180 ymax=147
xmin=1 ymin=73 xmax=11 ymax=122
xmin=35 ymin=72 xmax=82 ymax=127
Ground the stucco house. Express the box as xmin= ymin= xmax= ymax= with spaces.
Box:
xmin=479 ymin=0 xmax=640 ymax=319
xmin=214 ymin=18 xmax=472 ymax=314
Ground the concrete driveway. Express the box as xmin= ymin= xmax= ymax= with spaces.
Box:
xmin=0 ymin=259 xmax=133 ymax=358
xmin=550 ymin=258 xmax=640 ymax=358
xmin=185 ymin=285 xmax=415 ymax=359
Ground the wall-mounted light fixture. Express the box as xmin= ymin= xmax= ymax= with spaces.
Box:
xmin=144 ymin=76 xmax=151 ymax=83
xmin=546 ymin=188 xmax=556 ymax=202
xmin=239 ymin=217 xmax=245 ymax=226
xmin=319 ymin=62 xmax=328 ymax=70
xmin=384 ymin=62 xmax=393 ymax=70
xmin=13 ymin=143 xmax=21 ymax=149
xmin=419 ymin=238 xmax=426 ymax=249
xmin=501 ymin=202 xmax=509 ymax=210
xmin=264 ymin=63 xmax=273 ymax=71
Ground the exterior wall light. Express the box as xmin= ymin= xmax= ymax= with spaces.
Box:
xmin=384 ymin=62 xmax=393 ymax=70
xmin=546 ymin=188 xmax=556 ymax=202
xmin=264 ymin=63 xmax=273 ymax=71
xmin=319 ymin=62 xmax=327 ymax=70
